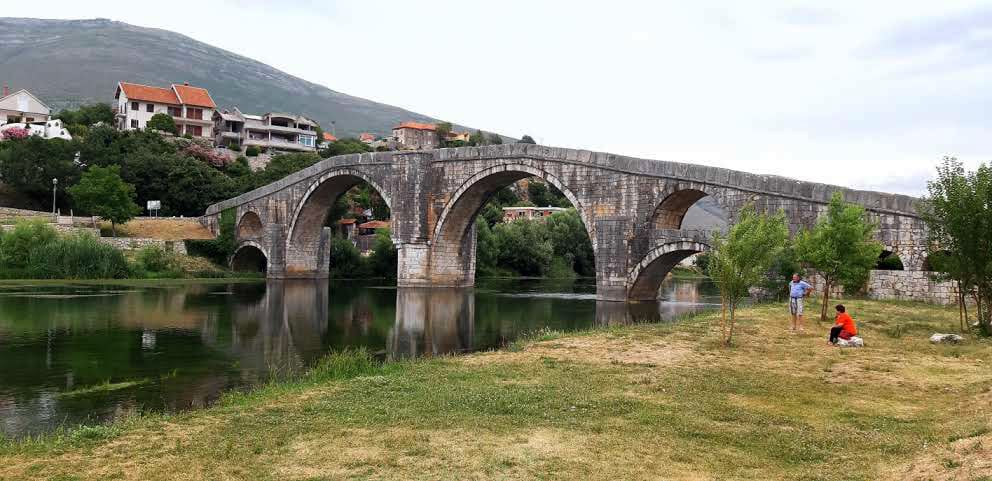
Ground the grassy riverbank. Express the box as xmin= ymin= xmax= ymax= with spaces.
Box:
xmin=1 ymin=299 xmax=990 ymax=480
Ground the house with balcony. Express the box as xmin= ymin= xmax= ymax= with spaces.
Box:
xmin=114 ymin=81 xmax=216 ymax=140
xmin=502 ymin=206 xmax=567 ymax=223
xmin=212 ymin=107 xmax=319 ymax=153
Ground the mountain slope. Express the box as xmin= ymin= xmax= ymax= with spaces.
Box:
xmin=0 ymin=18 xmax=440 ymax=137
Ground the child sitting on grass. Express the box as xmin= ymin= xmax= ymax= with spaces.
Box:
xmin=829 ymin=304 xmax=857 ymax=345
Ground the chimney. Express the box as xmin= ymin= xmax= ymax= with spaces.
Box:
xmin=183 ymin=81 xmax=189 ymax=86
xmin=2 ymin=82 xmax=8 ymax=97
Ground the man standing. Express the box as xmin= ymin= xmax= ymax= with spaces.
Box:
xmin=788 ymin=273 xmax=813 ymax=331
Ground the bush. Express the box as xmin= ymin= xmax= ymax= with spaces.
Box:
xmin=186 ymin=209 xmax=237 ymax=264
xmin=27 ymin=233 xmax=130 ymax=279
xmin=368 ymin=228 xmax=397 ymax=278
xmin=136 ymin=245 xmax=177 ymax=272
xmin=245 ymin=146 xmax=260 ymax=157
xmin=0 ymin=220 xmax=58 ymax=269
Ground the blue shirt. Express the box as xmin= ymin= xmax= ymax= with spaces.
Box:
xmin=789 ymin=280 xmax=812 ymax=298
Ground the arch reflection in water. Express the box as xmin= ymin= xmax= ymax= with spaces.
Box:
xmin=391 ymin=288 xmax=475 ymax=359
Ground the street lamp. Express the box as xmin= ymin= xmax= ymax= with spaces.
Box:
xmin=51 ymin=178 xmax=58 ymax=216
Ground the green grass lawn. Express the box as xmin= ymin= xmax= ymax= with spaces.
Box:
xmin=1 ymin=299 xmax=989 ymax=480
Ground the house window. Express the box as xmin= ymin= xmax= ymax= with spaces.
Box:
xmin=189 ymin=125 xmax=203 ymax=137
xmin=168 ymin=106 xmax=182 ymax=117
xmin=186 ymin=108 xmax=202 ymax=120
xmin=130 ymin=119 xmax=139 ymax=129
xmin=146 ymin=104 xmax=154 ymax=113
xmin=25 ymin=117 xmax=34 ymax=123
xmin=131 ymin=101 xmax=139 ymax=111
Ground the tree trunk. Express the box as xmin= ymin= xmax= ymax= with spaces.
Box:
xmin=726 ymin=301 xmax=736 ymax=346
xmin=820 ymin=279 xmax=831 ymax=322
xmin=111 ymin=221 xmax=117 ymax=238
xmin=957 ymin=281 xmax=966 ymax=333
xmin=720 ymin=295 xmax=727 ymax=345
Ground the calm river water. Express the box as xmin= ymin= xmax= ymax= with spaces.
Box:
xmin=0 ymin=277 xmax=718 ymax=438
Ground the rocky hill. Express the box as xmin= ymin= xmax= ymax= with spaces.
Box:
xmin=0 ymin=18 xmax=442 ymax=137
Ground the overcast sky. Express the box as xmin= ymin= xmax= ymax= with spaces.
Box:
xmin=5 ymin=1 xmax=991 ymax=195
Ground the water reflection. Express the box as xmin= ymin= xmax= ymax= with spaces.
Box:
xmin=0 ymin=277 xmax=719 ymax=438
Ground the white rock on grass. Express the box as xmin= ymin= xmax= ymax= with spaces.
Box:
xmin=836 ymin=336 xmax=864 ymax=348
xmin=929 ymin=333 xmax=964 ymax=344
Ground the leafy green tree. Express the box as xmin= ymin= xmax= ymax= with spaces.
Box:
xmin=322 ymin=138 xmax=372 ymax=157
xmin=492 ymin=220 xmax=553 ymax=276
xmin=488 ymin=133 xmax=503 ymax=145
xmin=527 ymin=180 xmax=569 ymax=207
xmin=545 ymin=209 xmax=595 ymax=276
xmin=55 ymin=103 xmax=115 ymax=127
xmin=435 ymin=121 xmax=453 ymax=142
xmin=795 ymin=192 xmax=883 ymax=321
xmin=186 ymin=209 xmax=237 ymax=264
xmin=368 ymin=228 xmax=397 ymax=278
xmin=475 ymin=220 xmax=499 ymax=276
xmin=328 ymin=237 xmax=367 ymax=278
xmin=707 ymin=205 xmax=789 ymax=345
xmin=0 ymin=136 xmax=81 ymax=203
xmin=518 ymin=135 xmax=537 ymax=144
xmin=145 ymin=113 xmax=177 ymax=135
xmin=921 ymin=157 xmax=992 ymax=335
xmin=469 ymin=129 xmax=485 ymax=146
xmin=67 ymin=165 xmax=141 ymax=236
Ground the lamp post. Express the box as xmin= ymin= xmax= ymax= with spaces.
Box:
xmin=51 ymin=178 xmax=58 ymax=216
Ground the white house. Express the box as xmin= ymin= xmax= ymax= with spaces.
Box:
xmin=0 ymin=119 xmax=72 ymax=141
xmin=114 ymin=81 xmax=216 ymax=141
xmin=0 ymin=83 xmax=51 ymax=126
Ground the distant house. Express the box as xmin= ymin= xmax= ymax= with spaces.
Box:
xmin=445 ymin=131 xmax=470 ymax=143
xmin=212 ymin=107 xmax=319 ymax=153
xmin=392 ymin=122 xmax=438 ymax=150
xmin=358 ymin=133 xmax=376 ymax=144
xmin=0 ymin=83 xmax=51 ymax=125
xmin=115 ymin=81 xmax=216 ymax=140
xmin=502 ymin=206 xmax=567 ymax=223
xmin=320 ymin=131 xmax=337 ymax=149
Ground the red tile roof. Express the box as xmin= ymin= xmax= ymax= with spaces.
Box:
xmin=115 ymin=82 xmax=216 ymax=108
xmin=323 ymin=132 xmax=337 ymax=142
xmin=358 ymin=220 xmax=390 ymax=230
xmin=172 ymin=84 xmax=216 ymax=108
xmin=117 ymin=82 xmax=179 ymax=105
xmin=337 ymin=218 xmax=357 ymax=225
xmin=359 ymin=133 xmax=375 ymax=142
xmin=394 ymin=121 xmax=436 ymax=131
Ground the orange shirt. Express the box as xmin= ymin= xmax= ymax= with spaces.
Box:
xmin=835 ymin=312 xmax=857 ymax=335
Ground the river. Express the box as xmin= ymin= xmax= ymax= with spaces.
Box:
xmin=0 ymin=277 xmax=719 ymax=438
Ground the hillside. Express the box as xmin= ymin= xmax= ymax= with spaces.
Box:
xmin=0 ymin=18 xmax=443 ymax=137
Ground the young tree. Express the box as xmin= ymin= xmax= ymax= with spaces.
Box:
xmin=488 ymin=133 xmax=504 ymax=145
xmin=707 ymin=205 xmax=788 ymax=345
xmin=469 ymin=129 xmax=485 ymax=146
xmin=518 ymin=135 xmax=537 ymax=144
xmin=145 ymin=113 xmax=177 ymax=135
xmin=435 ymin=121 xmax=453 ymax=143
xmin=921 ymin=157 xmax=992 ymax=335
xmin=795 ymin=192 xmax=883 ymax=321
xmin=67 ymin=165 xmax=141 ymax=237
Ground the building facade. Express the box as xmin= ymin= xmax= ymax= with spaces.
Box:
xmin=392 ymin=122 xmax=439 ymax=149
xmin=114 ymin=82 xmax=216 ymax=141
xmin=502 ymin=206 xmax=567 ymax=223
xmin=0 ymin=84 xmax=51 ymax=125
xmin=213 ymin=107 xmax=318 ymax=153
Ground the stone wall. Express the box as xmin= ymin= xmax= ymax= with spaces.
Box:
xmin=866 ymin=270 xmax=957 ymax=304
xmin=97 ymin=237 xmax=188 ymax=255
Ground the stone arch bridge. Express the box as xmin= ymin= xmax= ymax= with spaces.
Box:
xmin=201 ymin=145 xmax=925 ymax=302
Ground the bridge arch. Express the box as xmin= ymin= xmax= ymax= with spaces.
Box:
xmin=651 ymin=185 xmax=728 ymax=231
xmin=286 ymin=168 xmax=393 ymax=263
xmin=429 ymin=163 xmax=595 ymax=285
xmin=627 ymin=241 xmax=709 ymax=301
xmin=231 ymin=240 xmax=270 ymax=273
xmin=237 ymin=210 xmax=264 ymax=239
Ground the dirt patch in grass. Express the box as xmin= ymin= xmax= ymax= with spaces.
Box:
xmin=885 ymin=431 xmax=992 ymax=481
xmin=465 ymin=335 xmax=694 ymax=369
xmin=108 ymin=219 xmax=214 ymax=240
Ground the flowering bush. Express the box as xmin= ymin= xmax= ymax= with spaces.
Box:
xmin=1 ymin=127 xmax=31 ymax=140
xmin=183 ymin=142 xmax=233 ymax=167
